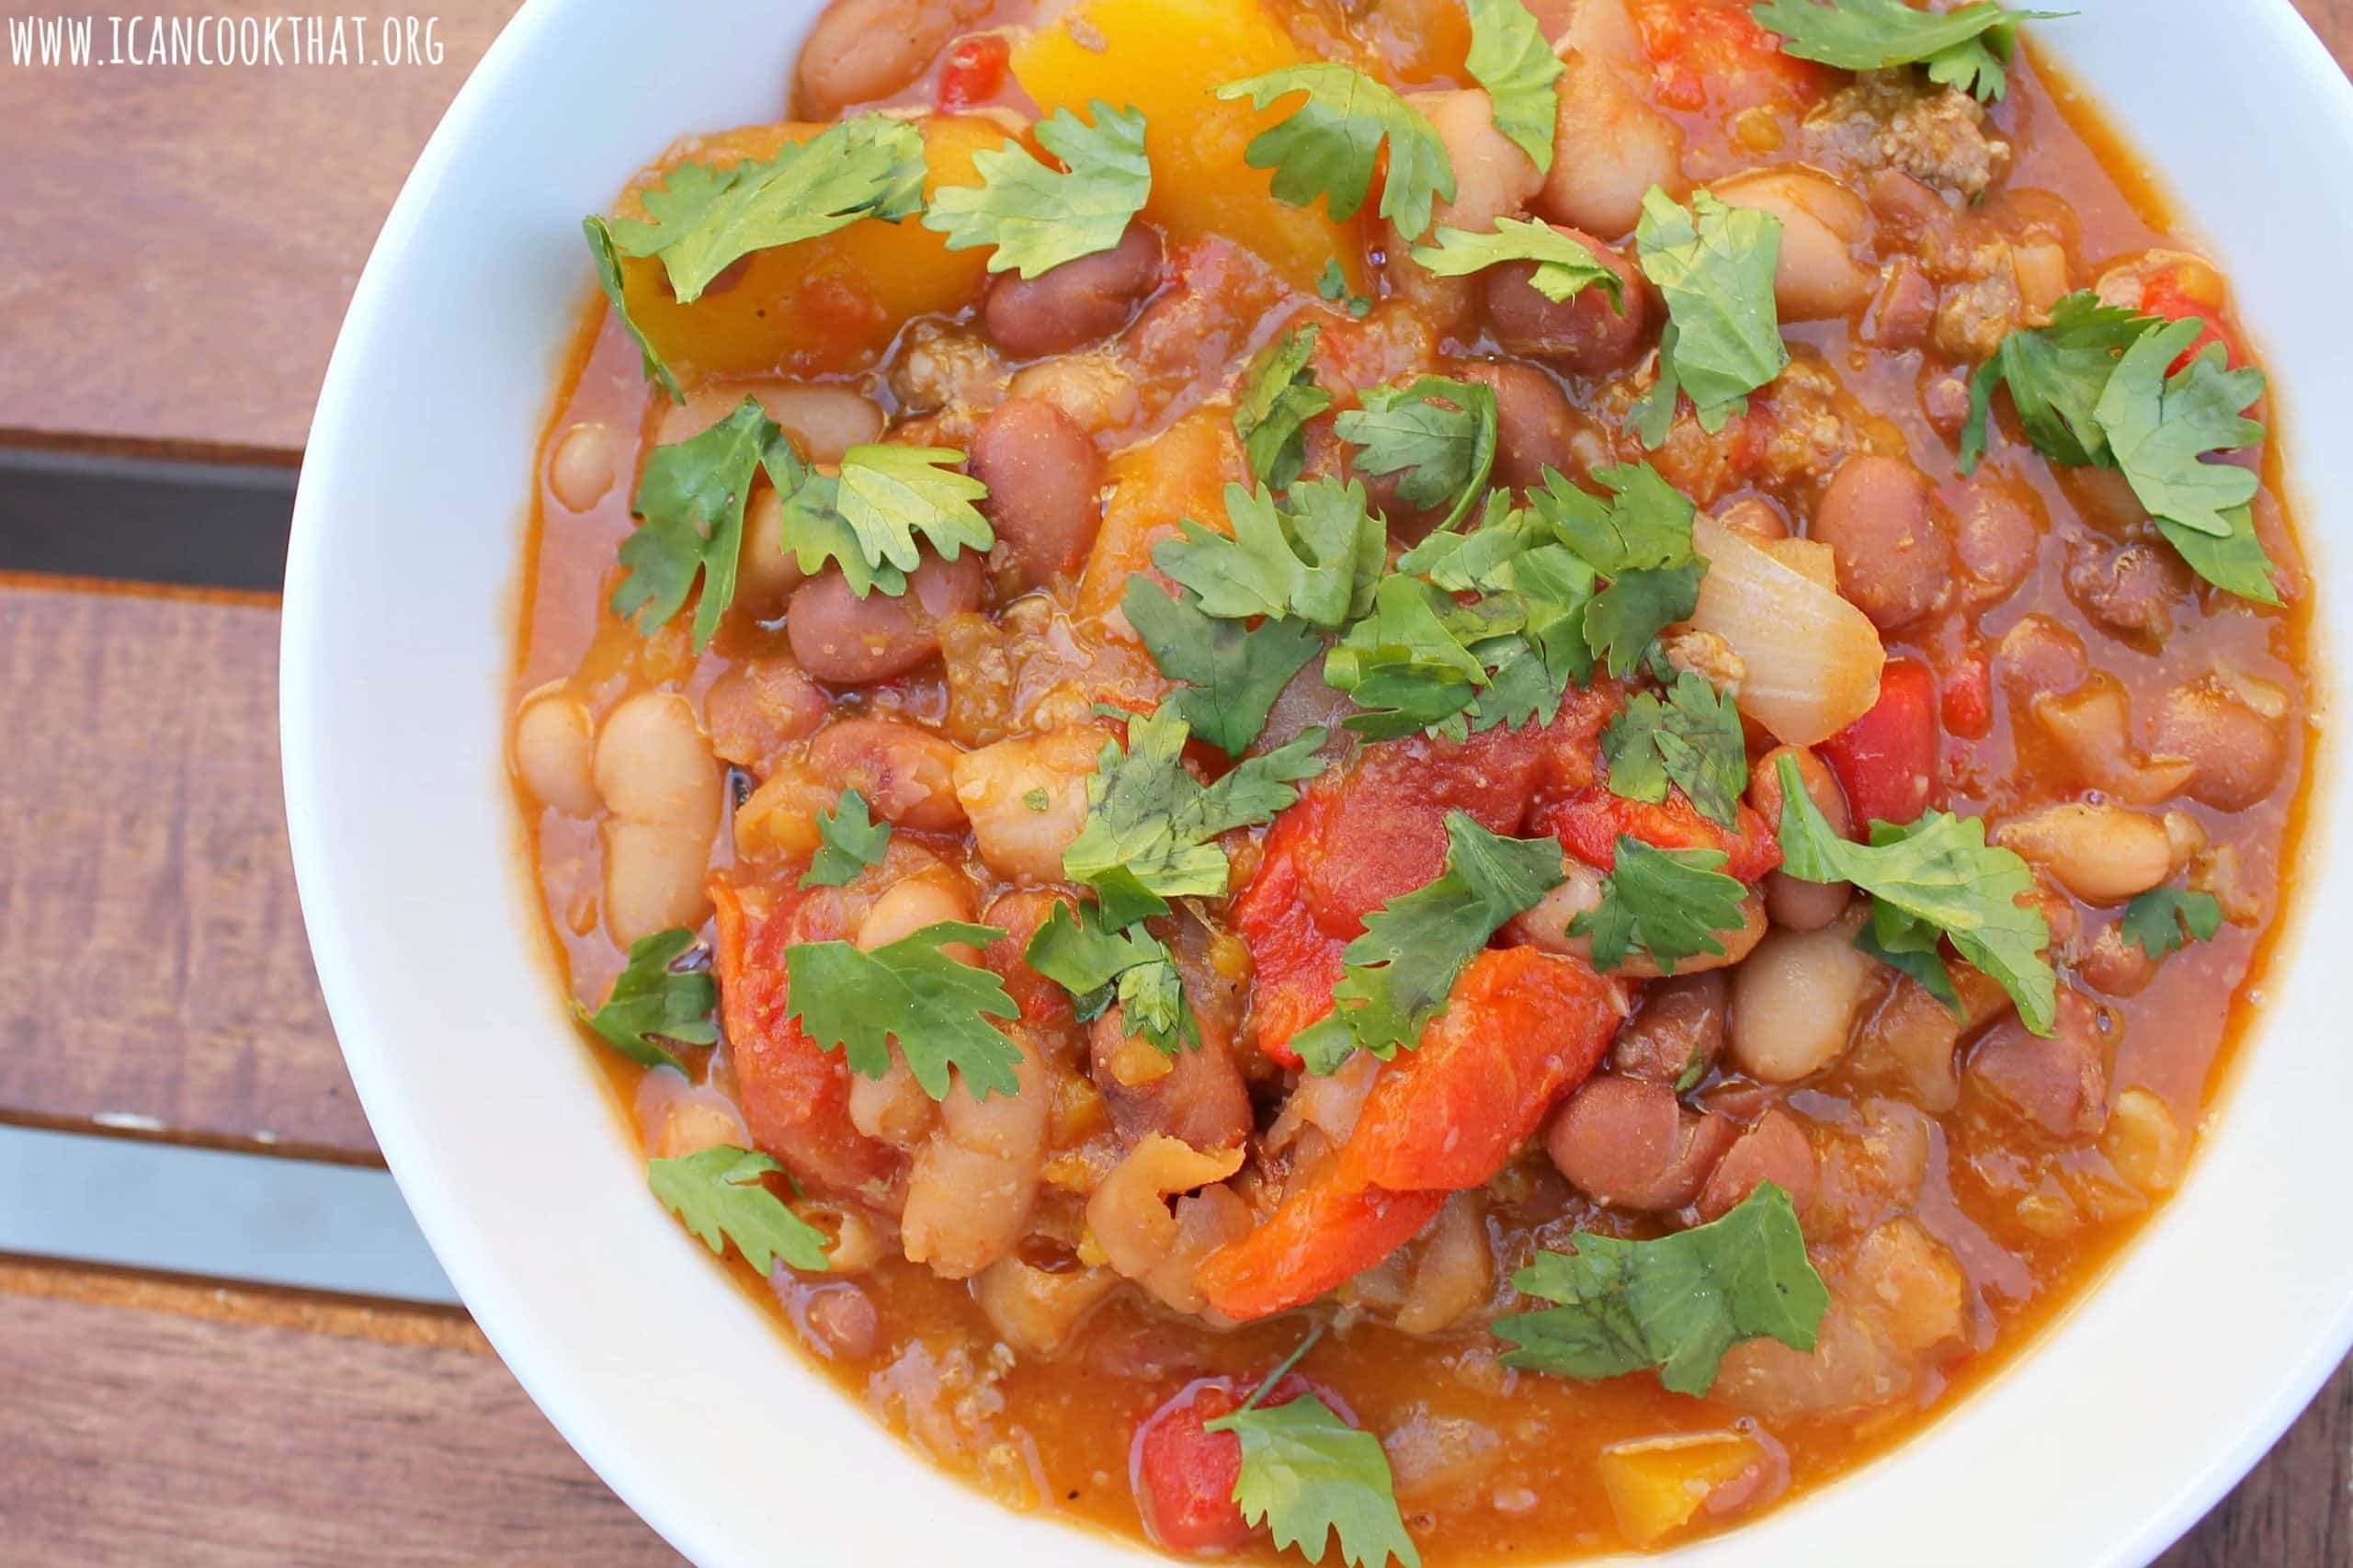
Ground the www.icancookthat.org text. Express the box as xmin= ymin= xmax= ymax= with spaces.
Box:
xmin=7 ymin=14 xmax=445 ymax=67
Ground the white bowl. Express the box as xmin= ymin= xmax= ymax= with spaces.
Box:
xmin=283 ymin=3 xmax=2351 ymax=1563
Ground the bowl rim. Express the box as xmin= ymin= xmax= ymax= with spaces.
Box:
xmin=282 ymin=3 xmax=2353 ymax=1564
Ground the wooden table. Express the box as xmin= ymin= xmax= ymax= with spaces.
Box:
xmin=0 ymin=2 xmax=2341 ymax=1561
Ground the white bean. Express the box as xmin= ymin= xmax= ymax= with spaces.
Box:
xmin=1995 ymin=802 xmax=2176 ymax=906
xmin=1535 ymin=54 xmax=1681 ymax=237
xmin=951 ymin=726 xmax=1102 ymax=883
xmin=1729 ymin=924 xmax=1872 ymax=1082
xmin=548 ymin=422 xmax=617 ymax=512
xmin=900 ymin=1030 xmax=1050 ymax=1280
xmin=595 ymin=691 xmax=722 ymax=945
xmin=1710 ymin=168 xmax=1876 ymax=322
xmin=514 ymin=686 xmax=598 ymax=816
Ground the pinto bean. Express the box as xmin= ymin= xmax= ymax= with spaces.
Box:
xmin=972 ymin=1256 xmax=1120 ymax=1357
xmin=514 ymin=686 xmax=598 ymax=816
xmin=1811 ymin=455 xmax=1952 ymax=631
xmin=704 ymin=658 xmax=828 ymax=767
xmin=1455 ymin=360 xmax=1578 ymax=491
xmin=2152 ymin=676 xmax=2290 ymax=812
xmin=1088 ymin=1005 xmax=1253 ymax=1153
xmin=595 ymin=691 xmax=723 ymax=945
xmin=1711 ymin=168 xmax=1876 ymax=323
xmin=1968 ymin=990 xmax=2108 ymax=1141
xmin=1715 ymin=495 xmax=1790 ymax=543
xmin=787 ymin=549 xmax=983 ymax=684
xmin=548 ymin=423 xmax=617 ymax=512
xmin=793 ymin=0 xmax=971 ymax=118
xmin=1995 ymin=615 xmax=2087 ymax=702
xmin=1994 ymin=802 xmax=2175 ymax=906
xmin=804 ymin=717 xmax=966 ymax=832
xmin=1751 ymin=746 xmax=1851 ymax=931
xmin=1696 ymin=1108 xmax=1817 ymax=1221
xmin=1537 ymin=53 xmax=1682 ymax=236
xmin=1611 ymin=971 xmax=1727 ymax=1085
xmin=1483 ymin=226 xmax=1651 ymax=372
xmin=968 ymin=398 xmax=1103 ymax=588
xmin=1728 ymin=925 xmax=1871 ymax=1083
xmin=1951 ymin=470 xmax=2044 ymax=604
xmin=1547 ymin=1076 xmax=1741 ymax=1210
xmin=983 ymin=224 xmax=1164 ymax=359
xmin=734 ymin=488 xmax=809 ymax=619
xmin=2064 ymin=539 xmax=2185 ymax=646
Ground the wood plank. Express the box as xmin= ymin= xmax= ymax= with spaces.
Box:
xmin=0 ymin=0 xmax=520 ymax=460
xmin=0 ymin=575 xmax=368 ymax=1158
xmin=0 ymin=1259 xmax=677 ymax=1565
xmin=2158 ymin=1363 xmax=2353 ymax=1566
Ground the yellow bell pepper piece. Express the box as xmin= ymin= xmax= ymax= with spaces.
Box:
xmin=1011 ymin=0 xmax=1365 ymax=294
xmin=613 ymin=115 xmax=1007 ymax=381
xmin=1596 ymin=1431 xmax=1764 ymax=1548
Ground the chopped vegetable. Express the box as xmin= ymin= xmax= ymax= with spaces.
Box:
xmin=1773 ymin=753 xmax=2057 ymax=1032
xmin=1334 ymin=375 xmax=1498 ymax=529
xmin=1463 ymin=0 xmax=1563 ymax=173
xmin=1291 ymin=812 xmax=1565 ymax=1072
xmin=2120 ymin=885 xmax=2224 ymax=958
xmin=1571 ymin=836 xmax=1752 ymax=974
xmin=1216 ymin=63 xmax=1457 ymax=240
xmin=1496 ymin=1183 xmax=1829 ymax=1395
xmin=1408 ymin=218 xmax=1624 ymax=305
xmin=581 ymin=216 xmax=682 ymax=401
xmin=577 ymin=927 xmax=716 ymax=1074
xmin=613 ymin=397 xmax=801 ymax=649
xmin=923 ymin=99 xmax=1152 ymax=278
xmin=1630 ymin=187 xmax=1788 ymax=444
xmin=649 ymin=1145 xmax=832 ymax=1274
xmin=1527 ymin=463 xmax=1708 ymax=677
xmin=1204 ymin=1359 xmax=1421 ymax=1568
xmin=1155 ymin=477 xmax=1384 ymax=629
xmin=784 ymin=921 xmax=1023 ymax=1099
xmin=1024 ymin=898 xmax=1199 ymax=1053
xmin=1122 ymin=577 xmax=1324 ymax=756
xmin=1233 ymin=324 xmax=1336 ymax=491
xmin=1604 ymin=669 xmax=1749 ymax=830
xmin=1960 ymin=290 xmax=2150 ymax=472
xmin=1597 ymin=1433 xmax=1768 ymax=1548
xmin=800 ymin=789 xmax=892 ymax=889
xmin=608 ymin=113 xmax=926 ymax=303
xmin=1816 ymin=656 xmax=1939 ymax=831
xmin=1750 ymin=0 xmax=2064 ymax=103
xmin=1318 ymin=257 xmax=1374 ymax=317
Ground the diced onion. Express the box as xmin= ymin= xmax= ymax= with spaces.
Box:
xmin=1686 ymin=514 xmax=1885 ymax=745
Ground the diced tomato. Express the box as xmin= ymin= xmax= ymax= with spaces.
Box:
xmin=1817 ymin=658 xmax=1940 ymax=832
xmin=1232 ymin=790 xmax=1347 ymax=1068
xmin=935 ymin=33 xmax=1011 ymax=111
xmin=2138 ymin=266 xmax=2239 ymax=372
xmin=711 ymin=880 xmax=901 ymax=1195
xmin=1938 ymin=645 xmax=1994 ymax=741
xmin=1131 ymin=1376 xmax=1328 ymax=1551
xmin=1631 ymin=0 xmax=1828 ymax=115
xmin=1539 ymin=787 xmax=1783 ymax=884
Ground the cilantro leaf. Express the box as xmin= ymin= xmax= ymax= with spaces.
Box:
xmin=1155 ymin=478 xmax=1384 ymax=630
xmin=1465 ymin=0 xmax=1564 ymax=172
xmin=649 ymin=1146 xmax=832 ymax=1274
xmin=1205 ymin=1396 xmax=1420 ymax=1568
xmin=1495 ymin=1183 xmax=1828 ymax=1396
xmin=1631 ymin=187 xmax=1788 ymax=442
xmin=1235 ymin=324 xmax=1336 ymax=491
xmin=1216 ymin=64 xmax=1457 ymax=241
xmin=1572 ymin=837 xmax=1751 ymax=974
xmin=1408 ymin=219 xmax=1624 ymax=306
xmin=614 ymin=397 xmax=800 ymax=649
xmin=922 ymin=100 xmax=1152 ymax=278
xmin=581 ymin=216 xmax=682 ymax=402
xmin=1318 ymin=258 xmax=1374 ymax=318
xmin=1322 ymin=573 xmax=1504 ymax=739
xmin=2096 ymin=324 xmax=2267 ymax=541
xmin=2157 ymin=505 xmax=2283 ymax=606
xmin=784 ymin=922 xmax=1022 ymax=1100
xmin=1121 ymin=577 xmax=1324 ymax=756
xmin=1527 ymin=463 xmax=1708 ymax=677
xmin=1063 ymin=706 xmax=1327 ymax=925
xmin=2120 ymin=885 xmax=2224 ymax=958
xmin=577 ymin=927 xmax=716 ymax=1074
xmin=1295 ymin=813 xmax=1564 ymax=1073
xmin=1750 ymin=0 xmax=2066 ymax=104
xmin=834 ymin=442 xmax=995 ymax=570
xmin=1604 ymin=670 xmax=1748 ymax=828
xmin=608 ymin=114 xmax=927 ymax=303
xmin=1855 ymin=899 xmax=1964 ymax=1017
xmin=1959 ymin=290 xmax=2154 ymax=472
xmin=1335 ymin=375 xmax=1498 ymax=529
xmin=800 ymin=789 xmax=892 ymax=889
xmin=1773 ymin=753 xmax=2056 ymax=1033
xmin=1024 ymin=899 xmax=1199 ymax=1054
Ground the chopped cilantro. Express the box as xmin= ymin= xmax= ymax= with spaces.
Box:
xmin=1855 ymin=900 xmax=1964 ymax=1017
xmin=1496 ymin=1184 xmax=1828 ymax=1396
xmin=1234 ymin=324 xmax=1336 ymax=491
xmin=1572 ymin=836 xmax=1751 ymax=974
xmin=1121 ymin=576 xmax=1324 ymax=756
xmin=784 ymin=921 xmax=1022 ymax=1100
xmin=2159 ymin=505 xmax=2281 ymax=606
xmin=1292 ymin=813 xmax=1564 ymax=1074
xmin=1527 ymin=464 xmax=1708 ymax=677
xmin=581 ymin=216 xmax=682 ymax=402
xmin=1603 ymin=670 xmax=1748 ymax=829
xmin=1318 ymin=257 xmax=1374 ymax=317
xmin=1960 ymin=290 xmax=2150 ymax=472
xmin=1750 ymin=0 xmax=2067 ymax=103
xmin=1323 ymin=574 xmax=1511 ymax=739
xmin=1154 ymin=478 xmax=1384 ymax=630
xmin=921 ymin=100 xmax=1152 ymax=278
xmin=1335 ymin=375 xmax=1498 ymax=529
xmin=649 ymin=1146 xmax=832 ymax=1275
xmin=1773 ymin=753 xmax=2056 ymax=1033
xmin=1062 ymin=705 xmax=1327 ymax=926
xmin=2097 ymin=322 xmax=2267 ymax=544
xmin=1024 ymin=899 xmax=1199 ymax=1054
xmin=1464 ymin=0 xmax=1563 ymax=173
xmin=576 ymin=927 xmax=716 ymax=1074
xmin=1216 ymin=63 xmax=1457 ymax=241
xmin=612 ymin=397 xmax=802 ymax=649
xmin=1205 ymin=1383 xmax=1420 ymax=1568
xmin=800 ymin=789 xmax=892 ymax=889
xmin=1408 ymin=218 xmax=1624 ymax=306
xmin=608 ymin=114 xmax=926 ymax=303
xmin=1630 ymin=187 xmax=1788 ymax=445
xmin=2120 ymin=885 xmax=2224 ymax=958
xmin=1022 ymin=788 xmax=1052 ymax=812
